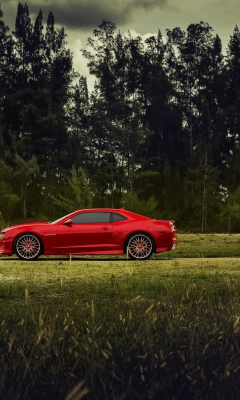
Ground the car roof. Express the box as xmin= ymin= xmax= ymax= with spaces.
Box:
xmin=72 ymin=208 xmax=151 ymax=220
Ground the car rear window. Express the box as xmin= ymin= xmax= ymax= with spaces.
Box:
xmin=110 ymin=213 xmax=127 ymax=222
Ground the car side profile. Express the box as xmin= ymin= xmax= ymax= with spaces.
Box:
xmin=0 ymin=208 xmax=177 ymax=261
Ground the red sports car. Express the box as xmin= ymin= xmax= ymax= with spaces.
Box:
xmin=0 ymin=208 xmax=177 ymax=261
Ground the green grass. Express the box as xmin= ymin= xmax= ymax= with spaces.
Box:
xmin=170 ymin=233 xmax=240 ymax=258
xmin=1 ymin=234 xmax=240 ymax=399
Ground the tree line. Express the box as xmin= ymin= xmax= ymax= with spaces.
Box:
xmin=1 ymin=3 xmax=240 ymax=232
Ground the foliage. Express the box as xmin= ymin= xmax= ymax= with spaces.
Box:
xmin=0 ymin=211 xmax=6 ymax=229
xmin=1 ymin=5 xmax=240 ymax=231
xmin=122 ymin=192 xmax=160 ymax=218
xmin=52 ymin=166 xmax=92 ymax=214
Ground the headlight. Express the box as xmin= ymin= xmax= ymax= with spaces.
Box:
xmin=0 ymin=232 xmax=6 ymax=239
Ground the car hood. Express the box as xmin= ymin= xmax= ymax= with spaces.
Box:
xmin=1 ymin=222 xmax=49 ymax=233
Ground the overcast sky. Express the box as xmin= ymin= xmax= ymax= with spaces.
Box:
xmin=1 ymin=0 xmax=240 ymax=89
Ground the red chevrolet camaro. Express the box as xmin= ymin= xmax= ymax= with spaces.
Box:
xmin=0 ymin=208 xmax=177 ymax=261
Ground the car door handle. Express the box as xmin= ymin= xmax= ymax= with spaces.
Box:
xmin=102 ymin=226 xmax=110 ymax=230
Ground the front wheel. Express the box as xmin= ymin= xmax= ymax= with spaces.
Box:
xmin=14 ymin=233 xmax=42 ymax=260
xmin=126 ymin=233 xmax=154 ymax=260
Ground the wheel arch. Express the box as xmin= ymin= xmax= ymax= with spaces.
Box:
xmin=13 ymin=232 xmax=44 ymax=256
xmin=124 ymin=231 xmax=156 ymax=254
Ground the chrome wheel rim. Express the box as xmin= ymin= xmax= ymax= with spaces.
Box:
xmin=128 ymin=234 xmax=152 ymax=260
xmin=16 ymin=235 xmax=41 ymax=260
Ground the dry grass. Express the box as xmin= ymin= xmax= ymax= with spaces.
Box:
xmin=0 ymin=234 xmax=240 ymax=399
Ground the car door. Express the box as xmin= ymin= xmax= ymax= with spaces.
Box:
xmin=56 ymin=211 xmax=113 ymax=253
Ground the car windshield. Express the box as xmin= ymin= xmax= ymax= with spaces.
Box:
xmin=50 ymin=212 xmax=73 ymax=224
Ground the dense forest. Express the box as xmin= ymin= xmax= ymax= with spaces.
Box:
xmin=1 ymin=3 xmax=240 ymax=232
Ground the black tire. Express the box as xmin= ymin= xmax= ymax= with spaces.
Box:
xmin=126 ymin=233 xmax=154 ymax=260
xmin=14 ymin=233 xmax=42 ymax=261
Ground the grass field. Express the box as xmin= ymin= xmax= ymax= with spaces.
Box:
xmin=0 ymin=234 xmax=240 ymax=399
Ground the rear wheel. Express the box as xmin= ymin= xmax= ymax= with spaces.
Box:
xmin=126 ymin=233 xmax=154 ymax=260
xmin=14 ymin=233 xmax=42 ymax=260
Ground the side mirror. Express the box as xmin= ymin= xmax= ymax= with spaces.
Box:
xmin=62 ymin=218 xmax=73 ymax=225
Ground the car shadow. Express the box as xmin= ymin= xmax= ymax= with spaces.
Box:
xmin=0 ymin=256 xmax=131 ymax=262
xmin=0 ymin=256 xmax=167 ymax=262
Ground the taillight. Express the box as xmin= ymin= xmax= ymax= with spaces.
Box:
xmin=170 ymin=221 xmax=176 ymax=230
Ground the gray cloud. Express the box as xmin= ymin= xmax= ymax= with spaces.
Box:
xmin=2 ymin=0 xmax=168 ymax=31
xmin=1 ymin=0 xmax=239 ymax=54
xmin=1 ymin=0 xmax=239 ymax=88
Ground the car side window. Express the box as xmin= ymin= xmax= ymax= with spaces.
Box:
xmin=72 ymin=212 xmax=111 ymax=224
xmin=110 ymin=213 xmax=127 ymax=222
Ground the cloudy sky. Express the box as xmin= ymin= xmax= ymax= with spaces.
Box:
xmin=1 ymin=0 xmax=240 ymax=88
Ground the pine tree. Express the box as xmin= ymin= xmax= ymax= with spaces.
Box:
xmin=224 ymin=25 xmax=240 ymax=190
xmin=166 ymin=22 xmax=223 ymax=159
xmin=14 ymin=154 xmax=40 ymax=218
xmin=52 ymin=166 xmax=92 ymax=214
